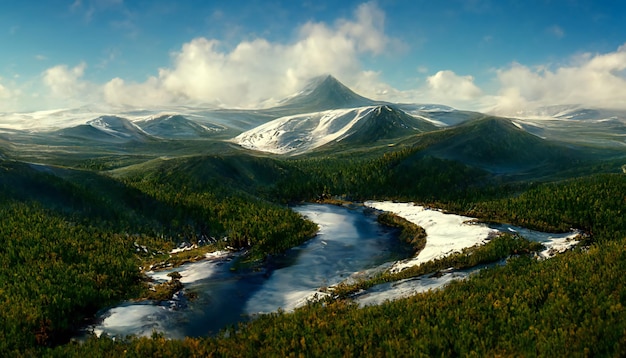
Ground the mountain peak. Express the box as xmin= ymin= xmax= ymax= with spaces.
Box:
xmin=274 ymin=74 xmax=383 ymax=113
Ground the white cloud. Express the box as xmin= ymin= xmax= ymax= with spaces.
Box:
xmin=417 ymin=66 xmax=428 ymax=74
xmin=0 ymin=82 xmax=11 ymax=99
xmin=491 ymin=43 xmax=626 ymax=114
xmin=361 ymin=70 xmax=486 ymax=109
xmin=0 ymin=78 xmax=25 ymax=112
xmin=42 ymin=62 xmax=88 ymax=98
xmin=426 ymin=70 xmax=482 ymax=101
xmin=13 ymin=3 xmax=626 ymax=116
xmin=103 ymin=1 xmax=393 ymax=108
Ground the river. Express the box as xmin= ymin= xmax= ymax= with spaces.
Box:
xmin=88 ymin=202 xmax=579 ymax=339
xmin=89 ymin=203 xmax=414 ymax=339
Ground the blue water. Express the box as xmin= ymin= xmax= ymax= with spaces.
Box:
xmin=92 ymin=204 xmax=412 ymax=339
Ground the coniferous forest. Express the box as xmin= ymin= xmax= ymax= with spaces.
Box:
xmin=0 ymin=138 xmax=625 ymax=356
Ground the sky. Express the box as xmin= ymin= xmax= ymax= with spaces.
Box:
xmin=1 ymin=0 xmax=626 ymax=115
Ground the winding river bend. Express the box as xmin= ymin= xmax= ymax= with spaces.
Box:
xmin=90 ymin=203 xmax=413 ymax=339
xmin=88 ymin=202 xmax=579 ymax=340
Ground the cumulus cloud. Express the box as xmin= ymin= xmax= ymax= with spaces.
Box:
xmin=103 ymin=1 xmax=393 ymax=108
xmin=491 ymin=43 xmax=626 ymax=114
xmin=42 ymin=62 xmax=88 ymax=98
xmin=22 ymin=3 xmax=626 ymax=115
xmin=427 ymin=70 xmax=482 ymax=101
xmin=361 ymin=69 xmax=487 ymax=110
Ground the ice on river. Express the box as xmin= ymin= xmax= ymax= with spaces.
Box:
xmin=365 ymin=201 xmax=580 ymax=272
xmin=354 ymin=267 xmax=480 ymax=307
xmin=365 ymin=201 xmax=498 ymax=271
xmin=147 ymin=250 xmax=233 ymax=284
xmin=90 ymin=202 xmax=580 ymax=339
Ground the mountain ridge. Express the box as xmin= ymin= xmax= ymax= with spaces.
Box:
xmin=235 ymin=104 xmax=438 ymax=155
xmin=54 ymin=115 xmax=152 ymax=144
xmin=135 ymin=114 xmax=224 ymax=139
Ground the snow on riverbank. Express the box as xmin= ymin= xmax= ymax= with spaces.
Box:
xmin=147 ymin=250 xmax=234 ymax=284
xmin=354 ymin=266 xmax=482 ymax=307
xmin=92 ymin=303 xmax=186 ymax=339
xmin=90 ymin=203 xmax=582 ymax=339
xmin=365 ymin=201 xmax=580 ymax=271
xmin=365 ymin=201 xmax=498 ymax=271
xmin=489 ymin=224 xmax=580 ymax=259
xmin=355 ymin=201 xmax=581 ymax=306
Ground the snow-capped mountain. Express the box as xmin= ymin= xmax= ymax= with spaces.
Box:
xmin=234 ymin=105 xmax=437 ymax=155
xmin=135 ymin=114 xmax=225 ymax=139
xmin=269 ymin=75 xmax=384 ymax=115
xmin=54 ymin=115 xmax=151 ymax=143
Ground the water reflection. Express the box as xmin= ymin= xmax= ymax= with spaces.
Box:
xmin=91 ymin=203 xmax=412 ymax=338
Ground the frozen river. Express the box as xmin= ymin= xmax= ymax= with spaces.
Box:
xmin=90 ymin=203 xmax=413 ymax=339
xmin=89 ymin=202 xmax=579 ymax=339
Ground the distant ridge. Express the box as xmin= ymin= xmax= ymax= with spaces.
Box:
xmin=416 ymin=116 xmax=580 ymax=173
xmin=54 ymin=115 xmax=151 ymax=144
xmin=136 ymin=114 xmax=224 ymax=139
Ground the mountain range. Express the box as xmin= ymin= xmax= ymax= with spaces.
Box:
xmin=0 ymin=74 xmax=624 ymax=178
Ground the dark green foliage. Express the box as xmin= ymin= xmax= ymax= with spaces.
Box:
xmin=0 ymin=202 xmax=142 ymax=352
xmin=415 ymin=116 xmax=582 ymax=174
xmin=331 ymin=233 xmax=544 ymax=298
xmin=119 ymin=156 xmax=318 ymax=258
xmin=49 ymin=239 xmax=626 ymax=357
xmin=377 ymin=212 xmax=427 ymax=252
xmin=273 ymin=148 xmax=495 ymax=203
xmin=0 ymin=155 xmax=318 ymax=354
xmin=470 ymin=173 xmax=626 ymax=240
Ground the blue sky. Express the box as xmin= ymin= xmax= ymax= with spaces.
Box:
xmin=1 ymin=0 xmax=625 ymax=113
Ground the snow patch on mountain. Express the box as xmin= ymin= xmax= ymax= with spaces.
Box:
xmin=88 ymin=118 xmax=136 ymax=138
xmin=235 ymin=106 xmax=378 ymax=154
xmin=407 ymin=113 xmax=448 ymax=127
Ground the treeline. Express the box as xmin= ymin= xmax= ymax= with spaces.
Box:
xmin=119 ymin=157 xmax=319 ymax=258
xmin=274 ymin=149 xmax=501 ymax=204
xmin=43 ymin=165 xmax=625 ymax=356
xmin=331 ymin=233 xmax=545 ymax=299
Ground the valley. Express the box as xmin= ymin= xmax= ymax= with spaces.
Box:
xmin=0 ymin=75 xmax=625 ymax=356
